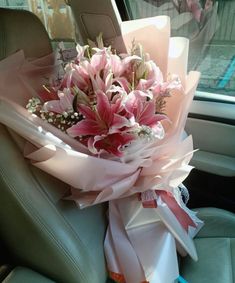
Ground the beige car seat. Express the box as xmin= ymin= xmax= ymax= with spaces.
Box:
xmin=0 ymin=8 xmax=108 ymax=283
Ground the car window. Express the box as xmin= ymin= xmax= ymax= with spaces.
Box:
xmin=122 ymin=0 xmax=235 ymax=98
xmin=0 ymin=0 xmax=76 ymax=48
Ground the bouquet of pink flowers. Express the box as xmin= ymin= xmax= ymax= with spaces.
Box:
xmin=0 ymin=16 xmax=203 ymax=283
xmin=26 ymin=38 xmax=181 ymax=158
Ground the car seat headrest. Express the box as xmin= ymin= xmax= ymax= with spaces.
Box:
xmin=0 ymin=8 xmax=52 ymax=60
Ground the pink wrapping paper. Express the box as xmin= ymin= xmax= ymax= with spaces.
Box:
xmin=0 ymin=16 xmax=203 ymax=283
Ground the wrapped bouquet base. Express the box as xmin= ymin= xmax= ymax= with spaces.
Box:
xmin=106 ymin=192 xmax=202 ymax=283
xmin=0 ymin=16 xmax=203 ymax=283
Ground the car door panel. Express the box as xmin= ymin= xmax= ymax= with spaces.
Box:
xmin=186 ymin=100 xmax=235 ymax=176
xmin=185 ymin=98 xmax=235 ymax=211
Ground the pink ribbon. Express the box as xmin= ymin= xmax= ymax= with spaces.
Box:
xmin=141 ymin=190 xmax=196 ymax=232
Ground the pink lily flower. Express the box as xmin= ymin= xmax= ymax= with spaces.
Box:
xmin=90 ymin=49 xmax=108 ymax=74
xmin=87 ymin=133 xmax=135 ymax=157
xmin=113 ymin=77 xmax=131 ymax=93
xmin=146 ymin=61 xmax=164 ymax=82
xmin=152 ymin=74 xmax=182 ymax=98
xmin=60 ymin=62 xmax=90 ymax=91
xmin=67 ymin=91 xmax=131 ymax=137
xmin=67 ymin=91 xmax=136 ymax=156
xmin=136 ymin=79 xmax=156 ymax=94
xmin=43 ymin=88 xmax=74 ymax=114
xmin=75 ymin=43 xmax=89 ymax=61
xmin=125 ymin=91 xmax=167 ymax=128
xmin=109 ymin=54 xmax=124 ymax=77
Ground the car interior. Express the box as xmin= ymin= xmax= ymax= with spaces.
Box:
xmin=0 ymin=1 xmax=235 ymax=282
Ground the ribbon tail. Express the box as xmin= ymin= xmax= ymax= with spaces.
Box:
xmin=156 ymin=190 xmax=197 ymax=232
xmin=105 ymin=200 xmax=147 ymax=283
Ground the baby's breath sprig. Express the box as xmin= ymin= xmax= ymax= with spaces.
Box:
xmin=47 ymin=110 xmax=82 ymax=131
xmin=26 ymin=97 xmax=83 ymax=132
xmin=136 ymin=125 xmax=156 ymax=141
xmin=43 ymin=111 xmax=83 ymax=131
xmin=39 ymin=109 xmax=82 ymax=132
xmin=26 ymin=97 xmax=42 ymax=114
